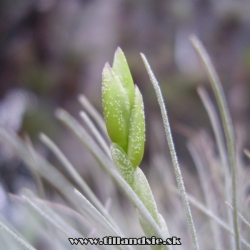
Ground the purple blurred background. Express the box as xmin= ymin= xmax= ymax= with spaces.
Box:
xmin=1 ymin=0 xmax=250 ymax=191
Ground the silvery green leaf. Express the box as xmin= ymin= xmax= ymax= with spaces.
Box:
xmin=133 ymin=168 xmax=159 ymax=225
xmin=110 ymin=143 xmax=135 ymax=186
xmin=134 ymin=169 xmax=162 ymax=249
xmin=158 ymin=213 xmax=170 ymax=238
xmin=127 ymin=85 xmax=145 ymax=169
xmin=138 ymin=213 xmax=163 ymax=250
xmin=102 ymin=63 xmax=130 ymax=151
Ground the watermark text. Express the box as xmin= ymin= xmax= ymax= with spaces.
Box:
xmin=69 ymin=236 xmax=181 ymax=246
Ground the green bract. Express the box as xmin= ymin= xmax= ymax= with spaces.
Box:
xmin=102 ymin=63 xmax=130 ymax=152
xmin=112 ymin=47 xmax=135 ymax=110
xmin=127 ymin=85 xmax=145 ymax=168
xmin=102 ymin=48 xmax=145 ymax=169
xmin=110 ymin=143 xmax=134 ymax=186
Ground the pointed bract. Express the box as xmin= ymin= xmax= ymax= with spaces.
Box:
xmin=110 ymin=143 xmax=134 ymax=186
xmin=102 ymin=63 xmax=130 ymax=151
xmin=112 ymin=47 xmax=135 ymax=111
xmin=134 ymin=168 xmax=160 ymax=225
xmin=127 ymin=85 xmax=145 ymax=168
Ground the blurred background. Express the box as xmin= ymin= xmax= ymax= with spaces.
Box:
xmin=1 ymin=0 xmax=250 ymax=246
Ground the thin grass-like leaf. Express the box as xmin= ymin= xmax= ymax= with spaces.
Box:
xmin=21 ymin=193 xmax=88 ymax=250
xmin=197 ymin=88 xmax=233 ymax=241
xmin=56 ymin=109 xmax=170 ymax=250
xmin=79 ymin=111 xmax=111 ymax=158
xmin=24 ymin=135 xmax=46 ymax=199
xmin=0 ymin=219 xmax=36 ymax=250
xmin=0 ymin=125 xmax=122 ymax=242
xmin=225 ymin=201 xmax=250 ymax=230
xmin=78 ymin=94 xmax=108 ymax=139
xmin=187 ymin=140 xmax=223 ymax=250
xmin=197 ymin=87 xmax=231 ymax=203
xmin=73 ymin=189 xmax=132 ymax=250
xmin=39 ymin=133 xmax=117 ymax=230
xmin=198 ymin=87 xmax=233 ymax=244
xmin=169 ymin=186 xmax=250 ymax=248
xmin=244 ymin=149 xmax=250 ymax=160
xmin=0 ymin=126 xmax=130 ymax=249
xmin=190 ymin=35 xmax=240 ymax=250
xmin=22 ymin=191 xmax=81 ymax=238
xmin=141 ymin=53 xmax=199 ymax=250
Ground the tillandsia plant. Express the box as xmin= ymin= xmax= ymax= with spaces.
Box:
xmin=0 ymin=37 xmax=248 ymax=250
xmin=102 ymin=48 xmax=169 ymax=245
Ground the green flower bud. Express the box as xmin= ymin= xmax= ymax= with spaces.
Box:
xmin=102 ymin=48 xmax=145 ymax=169
xmin=127 ymin=85 xmax=145 ymax=168
xmin=102 ymin=63 xmax=130 ymax=151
